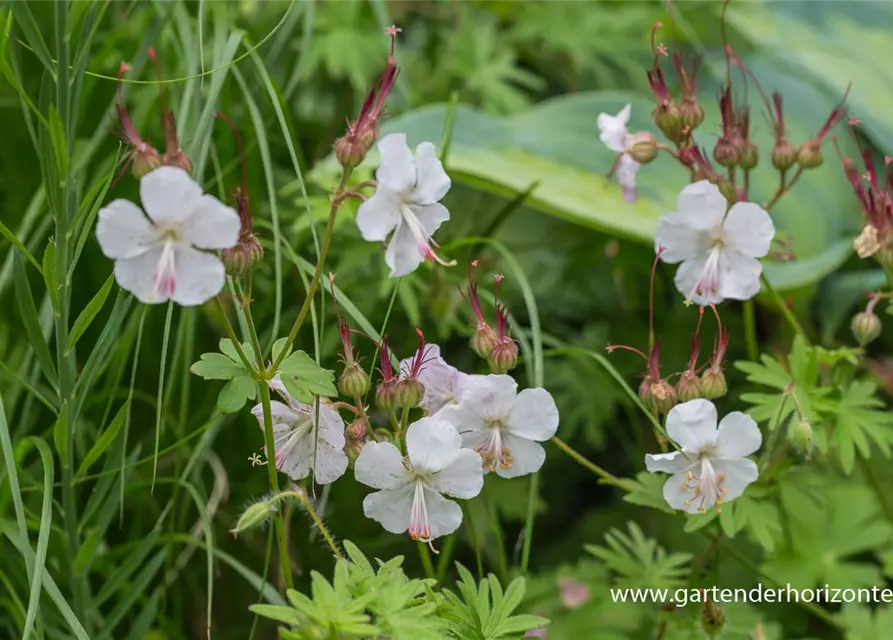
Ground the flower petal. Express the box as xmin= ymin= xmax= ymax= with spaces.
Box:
xmin=384 ymin=220 xmax=425 ymax=278
xmin=170 ymin=244 xmax=226 ymax=307
xmin=655 ymin=213 xmax=713 ymax=264
xmin=356 ymin=188 xmax=401 ymax=242
xmin=645 ymin=451 xmax=694 ymax=474
xmin=674 ymin=180 xmax=728 ymax=228
xmin=96 ymin=200 xmax=161 ymax=259
xmin=363 ymin=485 xmax=413 ymax=534
xmin=597 ymin=105 xmax=631 ymax=153
xmin=721 ymin=202 xmax=775 ymax=257
xmin=407 ymin=202 xmax=450 ymax=237
xmin=401 ymin=344 xmax=468 ymax=415
xmin=139 ymin=166 xmax=204 ymax=226
xmin=250 ymin=400 xmax=298 ymax=427
xmin=411 ymin=142 xmax=450 ymax=204
xmin=716 ymin=251 xmax=762 ymax=302
xmin=663 ymin=470 xmax=698 ymax=513
xmin=179 ymin=195 xmax=241 ymax=250
xmin=376 ymin=133 xmax=416 ymax=194
xmin=494 ymin=434 xmax=545 ymax=478
xmin=424 ymin=488 xmax=463 ymax=540
xmin=711 ymin=457 xmax=758 ymax=502
xmin=714 ymin=411 xmax=762 ymax=458
xmin=313 ymin=403 xmax=349 ymax=484
xmin=355 ymin=441 xmax=410 ymax=489
xmin=113 ymin=244 xmax=170 ymax=304
xmin=406 ymin=418 xmax=463 ymax=474
xmin=665 ymin=399 xmax=718 ymax=453
xmin=458 ymin=374 xmax=518 ymax=422
xmin=439 ymin=404 xmax=489 ymax=443
xmin=277 ymin=430 xmax=314 ymax=481
xmin=506 ymin=388 xmax=559 ymax=441
xmin=617 ymin=154 xmax=639 ymax=203
xmin=428 ymin=449 xmax=484 ymax=499
xmin=673 ymin=255 xmax=724 ymax=306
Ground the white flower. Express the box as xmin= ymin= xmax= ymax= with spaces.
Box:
xmin=96 ymin=166 xmax=240 ymax=306
xmin=354 ymin=418 xmax=483 ymax=542
xmin=438 ymin=374 xmax=559 ymax=478
xmin=597 ymin=104 xmax=640 ymax=203
xmin=356 ymin=133 xmax=453 ymax=278
xmin=655 ymin=180 xmax=775 ymax=306
xmin=250 ymin=376 xmax=348 ymax=484
xmin=398 ymin=343 xmax=476 ymax=416
xmin=645 ymin=399 xmax=761 ymax=514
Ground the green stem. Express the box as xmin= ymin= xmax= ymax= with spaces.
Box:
xmin=550 ymin=436 xmax=633 ymax=490
xmin=520 ymin=473 xmax=538 ymax=575
xmin=418 ymin=542 xmax=436 ymax=580
xmin=241 ymin=277 xmax=265 ymax=371
xmin=743 ymin=299 xmax=758 ymax=361
xmin=213 ymin=297 xmax=255 ymax=372
xmin=270 ymin=168 xmax=351 ymax=373
xmin=274 ymin=491 xmax=343 ymax=560
xmin=463 ymin=503 xmax=484 ymax=580
xmin=488 ymin=500 xmax=509 ymax=585
xmin=258 ymin=383 xmax=295 ymax=590
xmin=435 ymin=533 xmax=457 ymax=583
xmin=760 ymin=273 xmax=808 ymax=342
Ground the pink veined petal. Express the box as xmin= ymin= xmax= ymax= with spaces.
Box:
xmin=169 ymin=244 xmax=227 ymax=307
xmin=421 ymin=487 xmax=463 ymax=540
xmin=406 ymin=202 xmax=450 ymax=238
xmin=139 ymin=166 xmax=204 ymax=226
xmin=673 ymin=253 xmax=725 ymax=306
xmin=179 ymin=195 xmax=241 ymax=250
xmin=376 ymin=133 xmax=416 ymax=194
xmin=412 ymin=142 xmax=451 ymax=204
xmin=721 ymin=201 xmax=775 ymax=257
xmin=96 ymin=199 xmax=162 ymax=259
xmin=356 ymin=187 xmax=402 ymax=242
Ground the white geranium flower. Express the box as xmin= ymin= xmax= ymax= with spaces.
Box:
xmin=96 ymin=166 xmax=240 ymax=306
xmin=645 ymin=399 xmax=761 ymax=514
xmin=655 ymin=180 xmax=775 ymax=306
xmin=398 ymin=343 xmax=476 ymax=416
xmin=597 ymin=104 xmax=640 ymax=203
xmin=356 ymin=133 xmax=453 ymax=278
xmin=250 ymin=376 xmax=348 ymax=484
xmin=438 ymin=374 xmax=559 ymax=478
xmin=354 ymin=417 xmax=483 ymax=542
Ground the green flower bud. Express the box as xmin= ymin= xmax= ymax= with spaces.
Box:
xmin=771 ymin=138 xmax=798 ymax=171
xmin=376 ymin=380 xmax=399 ymax=411
xmin=338 ymin=363 xmax=369 ymax=398
xmin=649 ymin=379 xmax=677 ymax=415
xmin=487 ymin=339 xmax=519 ymax=374
xmin=852 ymin=310 xmax=882 ymax=346
xmin=625 ymin=132 xmax=659 ymax=164
xmin=676 ymin=371 xmax=702 ymax=402
xmin=700 ymin=368 xmax=728 ymax=399
xmin=395 ymin=378 xmax=424 ymax=409
xmin=132 ymin=147 xmax=163 ymax=178
xmin=653 ymin=102 xmax=684 ymax=144
xmin=713 ymin=138 xmax=740 ymax=168
xmin=739 ymin=141 xmax=759 ymax=170
xmin=701 ymin=597 xmax=725 ymax=636
xmin=222 ymin=234 xmax=264 ymax=278
xmin=471 ymin=323 xmax=499 ymax=358
xmin=797 ymin=140 xmax=823 ymax=169
xmin=679 ymin=97 xmax=704 ymax=130
xmin=230 ymin=500 xmax=274 ymax=538
xmin=793 ymin=418 xmax=812 ymax=453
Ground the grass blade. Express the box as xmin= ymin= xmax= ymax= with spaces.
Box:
xmin=77 ymin=400 xmax=129 ymax=478
xmin=66 ymin=272 xmax=114 ymax=354
xmin=21 ymin=437 xmax=54 ymax=640
xmin=13 ymin=252 xmax=58 ymax=390
xmin=151 ymin=301 xmax=175 ymax=492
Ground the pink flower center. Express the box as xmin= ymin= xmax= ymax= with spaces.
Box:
xmin=687 ymin=245 xmax=723 ymax=303
xmin=477 ymin=425 xmax=513 ymax=472
xmin=154 ymin=240 xmax=178 ymax=299
xmin=408 ymin=480 xmax=431 ymax=542
xmin=682 ymin=456 xmax=727 ymax=512
xmin=400 ymin=204 xmax=452 ymax=266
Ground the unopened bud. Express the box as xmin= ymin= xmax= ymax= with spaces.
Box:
xmin=701 ymin=597 xmax=725 ymax=636
xmin=649 ymin=380 xmax=677 ymax=415
xmin=346 ymin=420 xmax=367 ymax=444
xmin=852 ymin=310 xmax=882 ymax=346
xmin=653 ymin=102 xmax=684 ymax=143
xmin=339 ymin=363 xmax=369 ymax=398
xmin=739 ymin=141 xmax=759 ymax=170
xmin=488 ymin=339 xmax=519 ymax=374
xmin=676 ymin=371 xmax=702 ymax=402
xmin=625 ymin=132 xmax=658 ymax=164
xmin=713 ymin=138 xmax=740 ymax=168
xmin=395 ymin=378 xmax=424 ymax=409
xmin=472 ymin=323 xmax=499 ymax=358
xmin=700 ymin=368 xmax=728 ymax=399
xmin=345 ymin=441 xmax=364 ymax=465
xmin=230 ymin=500 xmax=273 ymax=538
xmin=679 ymin=98 xmax=704 ymax=130
xmin=792 ymin=418 xmax=812 ymax=453
xmin=334 ymin=134 xmax=368 ymax=171
xmin=718 ymin=178 xmax=736 ymax=203
xmin=771 ymin=139 xmax=798 ymax=172
xmin=222 ymin=234 xmax=264 ymax=278
xmin=797 ymin=140 xmax=823 ymax=169
xmin=376 ymin=380 xmax=399 ymax=411
xmin=132 ymin=147 xmax=162 ymax=178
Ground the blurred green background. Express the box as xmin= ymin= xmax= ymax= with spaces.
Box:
xmin=2 ymin=1 xmax=893 ymax=638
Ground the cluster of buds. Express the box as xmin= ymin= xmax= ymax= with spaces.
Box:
xmin=334 ymin=26 xmax=400 ymax=170
xmin=463 ymin=261 xmax=519 ymax=374
xmin=375 ymin=332 xmax=429 ymax=411
xmin=115 ymin=49 xmax=194 ymax=179
xmin=851 ymin=293 xmax=884 ymax=347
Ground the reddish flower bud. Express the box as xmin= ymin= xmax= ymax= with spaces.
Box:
xmin=797 ymin=140 xmax=823 ymax=169
xmin=376 ymin=335 xmax=399 ymax=411
xmin=148 ymin=48 xmax=194 ymax=175
xmin=713 ymin=138 xmax=740 ymax=168
xmin=115 ymin=62 xmax=162 ymax=179
xmin=464 ymin=260 xmax=499 ymax=358
xmin=222 ymin=233 xmax=263 ymax=277
xmin=488 ymin=274 xmax=519 ymax=374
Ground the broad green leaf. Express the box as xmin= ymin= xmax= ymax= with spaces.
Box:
xmin=271 ymin=337 xmax=293 ymax=363
xmin=218 ymin=376 xmax=256 ymax=414
xmin=219 ymin=338 xmax=256 ymax=368
xmin=190 ymin=352 xmax=249 ymax=380
xmin=621 ymin=472 xmax=675 ymax=515
xmin=66 ymin=272 xmax=114 ymax=353
xmin=76 ymin=401 xmax=129 ymax=478
xmin=278 ymin=350 xmax=338 ymax=400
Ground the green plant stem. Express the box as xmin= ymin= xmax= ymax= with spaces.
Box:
xmin=213 ymin=297 xmax=255 ymax=372
xmin=550 ymin=436 xmax=633 ymax=491
xmin=241 ymin=277 xmax=265 ymax=371
xmin=275 ymin=491 xmax=343 ymax=560
xmin=462 ymin=503 xmax=484 ymax=581
xmin=760 ymin=273 xmax=808 ymax=342
xmin=258 ymin=383 xmax=295 ymax=590
xmin=418 ymin=542 xmax=436 ymax=580
xmin=435 ymin=533 xmax=457 ymax=583
xmin=519 ymin=473 xmax=538 ymax=575
xmin=743 ymin=299 xmax=758 ymax=361
xmin=270 ymin=168 xmax=351 ymax=373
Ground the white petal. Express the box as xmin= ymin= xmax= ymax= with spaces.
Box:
xmin=376 ymin=133 xmax=416 ymax=194
xmin=411 ymin=142 xmax=450 ymax=204
xmin=717 ymin=251 xmax=762 ymax=302
xmin=506 ymin=388 xmax=559 ymax=441
xmin=439 ymin=404 xmax=489 ymax=442
xmin=714 ymin=411 xmax=762 ymax=458
xmin=596 ymin=105 xmax=631 ymax=153
xmin=645 ymin=451 xmax=694 ymax=474
xmin=655 ymin=213 xmax=713 ymax=264
xmin=458 ymin=374 xmax=518 ymax=421
xmin=268 ymin=374 xmax=300 ymax=408
xmin=96 ymin=200 xmax=161 ymax=259
xmin=384 ymin=220 xmax=425 ymax=278
xmin=665 ymin=399 xmax=718 ymax=453
xmin=250 ymin=400 xmax=298 ymax=426
xmin=712 ymin=457 xmax=759 ymax=502
xmin=721 ymin=202 xmax=775 ymax=257
xmin=427 ymin=449 xmax=484 ymax=499
xmin=673 ymin=255 xmax=724 ymax=306
xmin=278 ymin=430 xmax=314 ymax=481
xmin=355 ymin=441 xmax=410 ymax=489
xmin=674 ymin=181 xmax=728 ymax=227
xmin=356 ymin=188 xmax=401 ymax=242
xmin=179 ymin=195 xmax=241 ymax=250
xmin=423 ymin=488 xmax=463 ymax=539
xmin=406 ymin=418 xmax=463 ymax=474
xmin=113 ymin=244 xmax=170 ymax=304
xmin=312 ymin=403 xmax=349 ymax=484
xmin=170 ymin=244 xmax=226 ymax=307
xmin=663 ymin=470 xmax=698 ymax=513
xmin=407 ymin=202 xmax=450 ymax=237
xmin=139 ymin=166 xmax=203 ymax=226
xmin=402 ymin=344 xmax=467 ymax=414
xmin=617 ymin=154 xmax=639 ymax=203
xmin=494 ymin=434 xmax=545 ymax=478
xmin=363 ymin=485 xmax=413 ymax=534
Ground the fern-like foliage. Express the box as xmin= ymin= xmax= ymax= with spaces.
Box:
xmin=586 ymin=522 xmax=692 ymax=591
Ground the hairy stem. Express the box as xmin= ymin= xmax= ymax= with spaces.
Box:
xmin=275 ymin=491 xmax=343 ymax=560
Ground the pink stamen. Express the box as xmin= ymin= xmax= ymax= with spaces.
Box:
xmin=408 ymin=480 xmax=431 ymax=542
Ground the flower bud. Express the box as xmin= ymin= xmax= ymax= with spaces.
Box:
xmin=792 ymin=418 xmax=812 ymax=453
xmin=230 ymin=500 xmax=273 ymax=538
xmin=339 ymin=362 xmax=369 ymax=398
xmin=334 ymin=133 xmax=372 ymax=171
xmin=395 ymin=378 xmax=424 ymax=409
xmin=488 ymin=339 xmax=519 ymax=374
xmin=165 ymin=150 xmax=194 ymax=175
xmin=222 ymin=234 xmax=264 ymax=278
xmin=376 ymin=379 xmax=399 ymax=411
xmin=852 ymin=310 xmax=882 ymax=346
xmin=625 ymin=132 xmax=658 ymax=164
xmin=649 ymin=380 xmax=677 ymax=415
xmin=713 ymin=138 xmax=740 ymax=168
xmin=717 ymin=178 xmax=736 ymax=203
xmin=700 ymin=368 xmax=728 ymax=399
xmin=132 ymin=147 xmax=163 ymax=178
xmin=771 ymin=139 xmax=798 ymax=172
xmin=346 ymin=420 xmax=367 ymax=444
xmin=797 ymin=140 xmax=823 ymax=169
xmin=738 ymin=141 xmax=759 ymax=170
xmin=471 ymin=323 xmax=499 ymax=358
xmin=638 ymin=377 xmax=654 ymax=410
xmin=676 ymin=371 xmax=702 ymax=402
xmin=653 ymin=102 xmax=684 ymax=144
xmin=679 ymin=98 xmax=705 ymax=130
xmin=701 ymin=596 xmax=725 ymax=636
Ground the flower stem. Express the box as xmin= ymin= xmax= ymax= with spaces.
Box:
xmin=550 ymin=436 xmax=635 ymax=491
xmin=743 ymin=299 xmax=758 ymax=361
xmin=759 ymin=273 xmax=808 ymax=342
xmin=763 ymin=166 xmax=804 ymax=211
xmin=258 ymin=383 xmax=294 ymax=590
xmin=435 ymin=532 xmax=458 ymax=582
xmin=213 ymin=297 xmax=256 ymax=373
xmin=418 ymin=542 xmax=436 ymax=580
xmin=240 ymin=276 xmax=265 ymax=372
xmin=270 ymin=168 xmax=352 ymax=373
xmin=275 ymin=490 xmax=344 ymax=560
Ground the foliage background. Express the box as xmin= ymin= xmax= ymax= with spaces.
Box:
xmin=2 ymin=1 xmax=893 ymax=639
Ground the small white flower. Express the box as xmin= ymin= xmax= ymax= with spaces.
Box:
xmin=356 ymin=133 xmax=453 ymax=278
xmin=438 ymin=374 xmax=559 ymax=478
xmin=96 ymin=166 xmax=240 ymax=306
xmin=398 ymin=343 xmax=476 ymax=416
xmin=597 ymin=104 xmax=640 ymax=203
xmin=250 ymin=376 xmax=348 ymax=484
xmin=655 ymin=180 xmax=775 ymax=306
xmin=645 ymin=399 xmax=761 ymax=514
xmin=354 ymin=418 xmax=483 ymax=542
